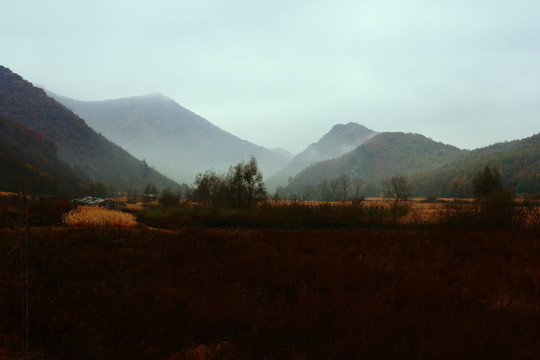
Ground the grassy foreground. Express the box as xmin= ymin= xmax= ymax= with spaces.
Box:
xmin=1 ymin=225 xmax=539 ymax=359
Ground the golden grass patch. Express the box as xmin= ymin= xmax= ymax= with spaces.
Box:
xmin=124 ymin=203 xmax=144 ymax=212
xmin=0 ymin=191 xmax=17 ymax=197
xmin=63 ymin=205 xmax=138 ymax=227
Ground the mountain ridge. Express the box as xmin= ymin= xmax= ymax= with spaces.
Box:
xmin=410 ymin=132 xmax=540 ymax=197
xmin=281 ymin=129 xmax=539 ymax=199
xmin=3 ymin=65 xmax=537 ymax=198
xmin=265 ymin=122 xmax=377 ymax=191
xmin=0 ymin=65 xmax=178 ymax=192
xmin=48 ymin=91 xmax=292 ymax=183
xmin=286 ymin=131 xmax=466 ymax=196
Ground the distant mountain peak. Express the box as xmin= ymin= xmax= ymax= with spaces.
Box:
xmin=265 ymin=122 xmax=377 ymax=190
xmin=137 ymin=93 xmax=175 ymax=102
xmin=287 ymin=131 xmax=467 ymax=193
xmin=49 ymin=92 xmax=292 ymax=183
xmin=330 ymin=122 xmax=370 ymax=132
xmin=314 ymin=122 xmax=375 ymax=147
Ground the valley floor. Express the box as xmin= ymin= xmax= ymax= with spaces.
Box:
xmin=1 ymin=225 xmax=539 ymax=359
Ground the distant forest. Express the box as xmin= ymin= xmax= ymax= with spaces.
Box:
xmin=276 ymin=133 xmax=540 ymax=200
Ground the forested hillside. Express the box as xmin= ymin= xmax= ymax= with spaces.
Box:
xmin=410 ymin=133 xmax=540 ymax=197
xmin=0 ymin=114 xmax=87 ymax=195
xmin=0 ymin=66 xmax=178 ymax=192
xmin=285 ymin=132 xmax=464 ymax=197
xmin=266 ymin=122 xmax=377 ymax=191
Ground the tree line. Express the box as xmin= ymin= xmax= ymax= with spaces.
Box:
xmin=129 ymin=157 xmax=267 ymax=209
xmin=134 ymin=154 xmax=533 ymax=229
xmin=190 ymin=156 xmax=266 ymax=209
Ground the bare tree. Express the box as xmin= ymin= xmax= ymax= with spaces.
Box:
xmin=329 ymin=178 xmax=340 ymax=201
xmin=301 ymin=184 xmax=316 ymax=201
xmin=318 ymin=179 xmax=331 ymax=201
xmin=382 ymin=174 xmax=411 ymax=221
xmin=337 ymin=174 xmax=350 ymax=201
xmin=350 ymin=176 xmax=365 ymax=201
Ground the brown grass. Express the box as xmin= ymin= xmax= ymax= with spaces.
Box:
xmin=124 ymin=202 xmax=145 ymax=212
xmin=1 ymin=226 xmax=539 ymax=359
xmin=62 ymin=205 xmax=138 ymax=227
xmin=0 ymin=191 xmax=17 ymax=197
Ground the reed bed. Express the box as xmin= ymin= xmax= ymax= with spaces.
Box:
xmin=0 ymin=191 xmax=17 ymax=197
xmin=62 ymin=205 xmax=138 ymax=227
xmin=124 ymin=202 xmax=145 ymax=212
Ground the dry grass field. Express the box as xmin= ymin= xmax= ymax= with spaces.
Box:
xmin=1 ymin=195 xmax=540 ymax=359
xmin=62 ymin=205 xmax=138 ymax=227
xmin=1 ymin=226 xmax=539 ymax=359
xmin=0 ymin=191 xmax=17 ymax=197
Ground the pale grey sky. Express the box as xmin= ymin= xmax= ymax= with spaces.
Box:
xmin=2 ymin=0 xmax=539 ymax=153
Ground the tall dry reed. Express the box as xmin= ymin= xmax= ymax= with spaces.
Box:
xmin=62 ymin=205 xmax=137 ymax=227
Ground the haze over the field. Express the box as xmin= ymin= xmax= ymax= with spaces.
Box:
xmin=2 ymin=0 xmax=539 ymax=153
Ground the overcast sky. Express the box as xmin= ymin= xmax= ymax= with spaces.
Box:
xmin=2 ymin=0 xmax=539 ymax=154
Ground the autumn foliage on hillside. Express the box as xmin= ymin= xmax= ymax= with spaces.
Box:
xmin=0 ymin=114 xmax=87 ymax=195
xmin=0 ymin=65 xmax=178 ymax=192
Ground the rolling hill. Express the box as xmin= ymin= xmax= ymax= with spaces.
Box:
xmin=410 ymin=132 xmax=540 ymax=197
xmin=48 ymin=92 xmax=292 ymax=183
xmin=265 ymin=122 xmax=377 ymax=191
xmin=287 ymin=132 xmax=466 ymax=196
xmin=0 ymin=66 xmax=178 ymax=192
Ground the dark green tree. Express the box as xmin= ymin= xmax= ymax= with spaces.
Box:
xmin=241 ymin=156 xmax=267 ymax=208
xmin=159 ymin=188 xmax=181 ymax=207
xmin=143 ymin=183 xmax=152 ymax=203
xmin=227 ymin=156 xmax=267 ymax=209
xmin=473 ymin=166 xmax=505 ymax=202
xmin=140 ymin=159 xmax=151 ymax=177
xmin=472 ymin=166 xmax=515 ymax=228
xmin=191 ymin=157 xmax=267 ymax=209
xmin=191 ymin=169 xmax=228 ymax=207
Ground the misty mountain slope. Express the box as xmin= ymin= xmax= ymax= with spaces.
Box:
xmin=409 ymin=132 xmax=540 ymax=197
xmin=288 ymin=132 xmax=465 ymax=189
xmin=270 ymin=148 xmax=294 ymax=159
xmin=0 ymin=114 xmax=88 ymax=195
xmin=265 ymin=122 xmax=377 ymax=191
xmin=0 ymin=66 xmax=178 ymax=191
xmin=48 ymin=92 xmax=292 ymax=183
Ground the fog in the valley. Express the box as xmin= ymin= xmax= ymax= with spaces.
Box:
xmin=47 ymin=92 xmax=292 ymax=184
